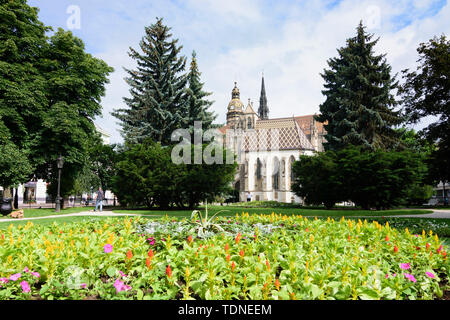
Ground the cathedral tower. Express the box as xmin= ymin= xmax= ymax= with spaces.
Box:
xmin=258 ymin=75 xmax=269 ymax=120
xmin=226 ymin=82 xmax=244 ymax=129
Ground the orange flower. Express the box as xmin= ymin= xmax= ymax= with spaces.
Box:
xmin=166 ymin=265 xmax=172 ymax=278
xmin=265 ymin=259 xmax=270 ymax=271
xmin=225 ymin=243 xmax=229 ymax=252
xmin=235 ymin=233 xmax=241 ymax=244
xmin=126 ymin=250 xmax=133 ymax=259
xmin=347 ymin=235 xmax=351 ymax=241
xmin=239 ymin=249 xmax=245 ymax=258
xmin=187 ymin=235 xmax=193 ymax=244
xmin=146 ymin=258 xmax=152 ymax=268
xmin=148 ymin=249 xmax=154 ymax=259
xmin=394 ymin=246 xmax=398 ymax=253
xmin=275 ymin=278 xmax=280 ymax=291
xmin=1 ymin=234 xmax=4 ymax=241
xmin=231 ymin=261 xmax=236 ymax=272
xmin=385 ymin=235 xmax=389 ymax=242
xmin=226 ymin=254 xmax=231 ymax=262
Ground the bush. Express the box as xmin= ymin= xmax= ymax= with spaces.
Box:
xmin=111 ymin=140 xmax=236 ymax=209
xmin=292 ymin=146 xmax=429 ymax=210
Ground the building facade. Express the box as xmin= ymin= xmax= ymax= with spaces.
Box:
xmin=220 ymin=77 xmax=326 ymax=203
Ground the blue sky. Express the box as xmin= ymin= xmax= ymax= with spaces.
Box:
xmin=29 ymin=0 xmax=450 ymax=144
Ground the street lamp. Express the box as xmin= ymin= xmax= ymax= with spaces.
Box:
xmin=55 ymin=155 xmax=64 ymax=212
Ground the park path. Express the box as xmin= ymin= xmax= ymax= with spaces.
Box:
xmin=1 ymin=209 xmax=450 ymax=223
xmin=0 ymin=211 xmax=162 ymax=223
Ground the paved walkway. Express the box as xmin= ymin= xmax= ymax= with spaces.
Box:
xmin=1 ymin=209 xmax=450 ymax=223
xmin=0 ymin=211 xmax=162 ymax=223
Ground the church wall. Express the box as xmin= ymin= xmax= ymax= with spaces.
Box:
xmin=239 ymin=149 xmax=305 ymax=203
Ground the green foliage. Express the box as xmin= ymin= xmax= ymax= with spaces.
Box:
xmin=112 ymin=140 xmax=177 ymax=209
xmin=292 ymin=146 xmax=429 ymax=209
xmin=0 ymin=1 xmax=113 ymax=195
xmin=0 ymin=142 xmax=33 ymax=189
xmin=316 ymin=22 xmax=402 ymax=151
xmin=292 ymin=151 xmax=342 ymax=209
xmin=406 ymin=185 xmax=434 ymax=206
xmin=111 ymin=140 xmax=236 ymax=209
xmin=113 ymin=18 xmax=188 ymax=145
xmin=399 ymin=35 xmax=450 ymax=187
xmin=190 ymin=201 xmax=228 ymax=238
xmin=185 ymin=51 xmax=217 ymax=132
xmin=0 ymin=214 xmax=448 ymax=300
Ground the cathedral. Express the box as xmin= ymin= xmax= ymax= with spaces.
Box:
xmin=220 ymin=76 xmax=326 ymax=203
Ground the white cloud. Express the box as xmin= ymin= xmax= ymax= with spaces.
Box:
xmin=72 ymin=0 xmax=450 ymax=143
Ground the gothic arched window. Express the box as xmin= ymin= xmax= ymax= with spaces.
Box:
xmin=247 ymin=117 xmax=253 ymax=129
xmin=256 ymin=158 xmax=262 ymax=180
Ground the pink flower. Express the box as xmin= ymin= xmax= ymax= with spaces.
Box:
xmin=385 ymin=274 xmax=389 ymax=279
xmin=80 ymin=283 xmax=87 ymax=289
xmin=104 ymin=244 xmax=113 ymax=253
xmin=23 ymin=267 xmax=30 ymax=273
xmin=119 ymin=271 xmax=127 ymax=278
xmin=9 ymin=273 xmax=21 ymax=281
xmin=20 ymin=281 xmax=31 ymax=293
xmin=425 ymin=272 xmax=435 ymax=279
xmin=404 ymin=273 xmax=417 ymax=283
xmin=31 ymin=272 xmax=40 ymax=278
xmin=400 ymin=263 xmax=411 ymax=270
xmin=113 ymin=278 xmax=131 ymax=293
xmin=0 ymin=278 xmax=9 ymax=284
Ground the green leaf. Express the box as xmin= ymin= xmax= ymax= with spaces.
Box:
xmin=358 ymin=287 xmax=379 ymax=300
xmin=106 ymin=267 xmax=116 ymax=278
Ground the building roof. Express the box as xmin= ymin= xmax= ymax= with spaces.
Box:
xmin=294 ymin=115 xmax=326 ymax=135
xmin=241 ymin=117 xmax=315 ymax=151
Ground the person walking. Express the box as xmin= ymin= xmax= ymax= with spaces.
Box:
xmin=247 ymin=192 xmax=251 ymax=202
xmin=94 ymin=187 xmax=104 ymax=213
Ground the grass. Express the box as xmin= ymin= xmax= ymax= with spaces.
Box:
xmin=0 ymin=206 xmax=94 ymax=220
xmin=113 ymin=205 xmax=433 ymax=218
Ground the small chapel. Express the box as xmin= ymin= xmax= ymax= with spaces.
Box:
xmin=220 ymin=76 xmax=327 ymax=203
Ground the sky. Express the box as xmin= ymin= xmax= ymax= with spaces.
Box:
xmin=29 ymin=0 xmax=450 ymax=144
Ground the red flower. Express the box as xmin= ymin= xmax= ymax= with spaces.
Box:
xmin=225 ymin=243 xmax=229 ymax=252
xmin=394 ymin=246 xmax=399 ymax=253
xmin=426 ymin=243 xmax=430 ymax=250
xmin=226 ymin=254 xmax=230 ymax=262
xmin=126 ymin=250 xmax=133 ymax=260
xmin=148 ymin=249 xmax=154 ymax=259
xmin=275 ymin=278 xmax=280 ymax=291
xmin=305 ymin=228 xmax=309 ymax=232
xmin=239 ymin=249 xmax=245 ymax=258
xmin=146 ymin=258 xmax=151 ymax=268
xmin=347 ymin=235 xmax=351 ymax=241
xmin=187 ymin=235 xmax=193 ymax=244
xmin=1 ymin=234 xmax=4 ymax=241
xmin=166 ymin=265 xmax=172 ymax=278
xmin=385 ymin=235 xmax=389 ymax=242
xmin=437 ymin=245 xmax=443 ymax=254
xmin=231 ymin=261 xmax=236 ymax=272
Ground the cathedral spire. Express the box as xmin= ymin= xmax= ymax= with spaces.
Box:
xmin=258 ymin=75 xmax=269 ymax=120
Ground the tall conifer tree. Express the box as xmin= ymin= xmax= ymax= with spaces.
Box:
xmin=185 ymin=51 xmax=216 ymax=132
xmin=113 ymin=18 xmax=188 ymax=145
xmin=316 ymin=22 xmax=402 ymax=151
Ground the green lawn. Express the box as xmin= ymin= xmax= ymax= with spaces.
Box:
xmin=113 ymin=205 xmax=433 ymax=218
xmin=0 ymin=206 xmax=94 ymax=220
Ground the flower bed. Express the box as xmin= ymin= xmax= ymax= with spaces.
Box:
xmin=0 ymin=213 xmax=448 ymax=300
